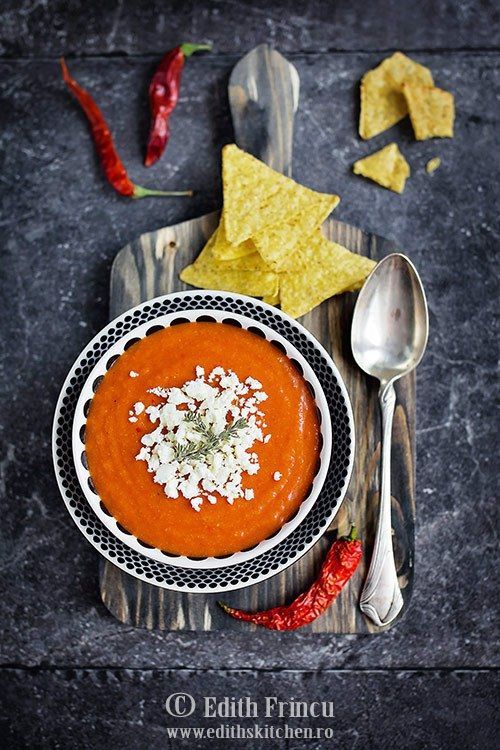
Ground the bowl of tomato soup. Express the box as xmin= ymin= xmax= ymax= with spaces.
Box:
xmin=72 ymin=306 xmax=333 ymax=568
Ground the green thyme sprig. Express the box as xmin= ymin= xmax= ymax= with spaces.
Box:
xmin=173 ymin=411 xmax=248 ymax=462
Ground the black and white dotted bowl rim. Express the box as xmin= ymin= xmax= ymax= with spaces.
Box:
xmin=72 ymin=309 xmax=333 ymax=569
xmin=53 ymin=291 xmax=355 ymax=593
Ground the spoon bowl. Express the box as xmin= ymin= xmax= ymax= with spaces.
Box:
xmin=352 ymin=254 xmax=428 ymax=388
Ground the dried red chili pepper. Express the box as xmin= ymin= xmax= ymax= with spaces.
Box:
xmin=219 ymin=526 xmax=362 ymax=630
xmin=145 ymin=42 xmax=212 ymax=167
xmin=60 ymin=58 xmax=191 ymax=199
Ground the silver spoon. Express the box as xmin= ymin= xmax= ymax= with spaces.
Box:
xmin=351 ymin=253 xmax=429 ymax=626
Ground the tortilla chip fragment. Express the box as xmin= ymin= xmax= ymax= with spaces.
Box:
xmin=189 ymin=228 xmax=271 ymax=272
xmin=262 ymin=288 xmax=280 ymax=306
xmin=180 ymin=227 xmax=278 ymax=297
xmin=359 ymin=52 xmax=434 ymax=139
xmin=252 ymin=194 xmax=340 ymax=271
xmin=280 ymin=231 xmax=376 ymax=318
xmin=180 ymin=263 xmax=278 ymax=298
xmin=353 ymin=143 xmax=410 ymax=194
xmin=426 ymin=157 xmax=441 ymax=174
xmin=403 ymin=83 xmax=454 ymax=140
xmin=222 ymin=144 xmax=337 ymax=245
xmin=211 ymin=215 xmax=256 ymax=260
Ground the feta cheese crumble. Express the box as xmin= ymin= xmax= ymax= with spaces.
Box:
xmin=273 ymin=471 xmax=282 ymax=481
xmin=190 ymin=497 xmax=203 ymax=512
xmin=129 ymin=370 xmax=139 ymax=378
xmin=133 ymin=366 xmax=278 ymax=511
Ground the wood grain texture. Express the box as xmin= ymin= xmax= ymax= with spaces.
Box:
xmin=100 ymin=212 xmax=415 ymax=633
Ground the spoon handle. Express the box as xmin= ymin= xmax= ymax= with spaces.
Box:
xmin=360 ymin=382 xmax=404 ymax=626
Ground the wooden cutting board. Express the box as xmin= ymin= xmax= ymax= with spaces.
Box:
xmin=99 ymin=45 xmax=415 ymax=633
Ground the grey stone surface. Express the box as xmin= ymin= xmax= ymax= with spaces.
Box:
xmin=1 ymin=50 xmax=498 ymax=670
xmin=0 ymin=0 xmax=499 ymax=745
xmin=1 ymin=668 xmax=498 ymax=749
xmin=1 ymin=0 xmax=499 ymax=57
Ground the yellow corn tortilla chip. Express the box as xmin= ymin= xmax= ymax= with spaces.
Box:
xmin=180 ymin=227 xmax=278 ymax=296
xmin=190 ymin=228 xmax=271 ymax=272
xmin=180 ymin=263 xmax=278 ymax=298
xmin=359 ymin=52 xmax=434 ymax=139
xmin=390 ymin=150 xmax=411 ymax=193
xmin=353 ymin=143 xmax=410 ymax=194
xmin=262 ymin=288 xmax=280 ymax=306
xmin=280 ymin=231 xmax=376 ymax=318
xmin=211 ymin=215 xmax=256 ymax=260
xmin=220 ymin=252 xmax=271 ymax=272
xmin=252 ymin=194 xmax=340 ymax=271
xmin=222 ymin=144 xmax=337 ymax=245
xmin=403 ymin=83 xmax=454 ymax=140
xmin=426 ymin=156 xmax=441 ymax=174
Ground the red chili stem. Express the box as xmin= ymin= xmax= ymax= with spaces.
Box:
xmin=180 ymin=43 xmax=213 ymax=58
xmin=60 ymin=58 xmax=192 ymax=198
xmin=144 ymin=42 xmax=212 ymax=167
xmin=219 ymin=527 xmax=362 ymax=631
xmin=344 ymin=525 xmax=358 ymax=541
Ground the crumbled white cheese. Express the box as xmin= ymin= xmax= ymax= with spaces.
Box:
xmin=219 ymin=371 xmax=239 ymax=390
xmin=208 ymin=366 xmax=225 ymax=382
xmin=167 ymin=387 xmax=190 ymax=406
xmin=264 ymin=434 xmax=272 ymax=443
xmin=245 ymin=376 xmax=262 ymax=390
xmin=145 ymin=405 xmax=161 ymax=423
xmin=164 ymin=477 xmax=179 ymax=499
xmin=129 ymin=416 xmax=138 ymax=423
xmin=135 ymin=447 xmax=150 ymax=462
xmin=129 ymin=370 xmax=139 ymax=378
xmin=190 ymin=497 xmax=203 ymax=512
xmin=148 ymin=386 xmax=170 ymax=398
xmin=141 ymin=426 xmax=163 ymax=447
xmin=134 ymin=401 xmax=145 ymax=415
xmin=273 ymin=471 xmax=282 ymax=481
xmin=133 ymin=366 xmax=270 ymax=511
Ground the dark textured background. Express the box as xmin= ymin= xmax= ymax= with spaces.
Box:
xmin=0 ymin=1 xmax=498 ymax=748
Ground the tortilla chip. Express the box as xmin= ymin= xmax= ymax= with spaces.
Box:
xmin=403 ymin=83 xmax=454 ymax=140
xmin=252 ymin=193 xmax=340 ymax=271
xmin=191 ymin=228 xmax=270 ymax=272
xmin=359 ymin=52 xmax=434 ymax=139
xmin=222 ymin=144 xmax=336 ymax=245
xmin=180 ymin=226 xmax=278 ymax=297
xmin=280 ymin=231 xmax=376 ymax=318
xmin=262 ymin=285 xmax=280 ymax=306
xmin=390 ymin=149 xmax=411 ymax=193
xmin=211 ymin=215 xmax=256 ymax=260
xmin=353 ymin=143 xmax=410 ymax=194
xmin=180 ymin=263 xmax=278 ymax=298
xmin=426 ymin=157 xmax=441 ymax=174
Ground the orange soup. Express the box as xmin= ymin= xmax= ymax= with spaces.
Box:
xmin=85 ymin=322 xmax=320 ymax=557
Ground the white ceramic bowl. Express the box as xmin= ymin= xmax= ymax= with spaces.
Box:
xmin=72 ymin=306 xmax=333 ymax=569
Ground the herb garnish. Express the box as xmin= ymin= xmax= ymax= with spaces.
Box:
xmin=173 ymin=410 xmax=248 ymax=462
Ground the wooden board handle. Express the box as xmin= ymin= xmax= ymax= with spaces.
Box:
xmin=229 ymin=44 xmax=300 ymax=176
